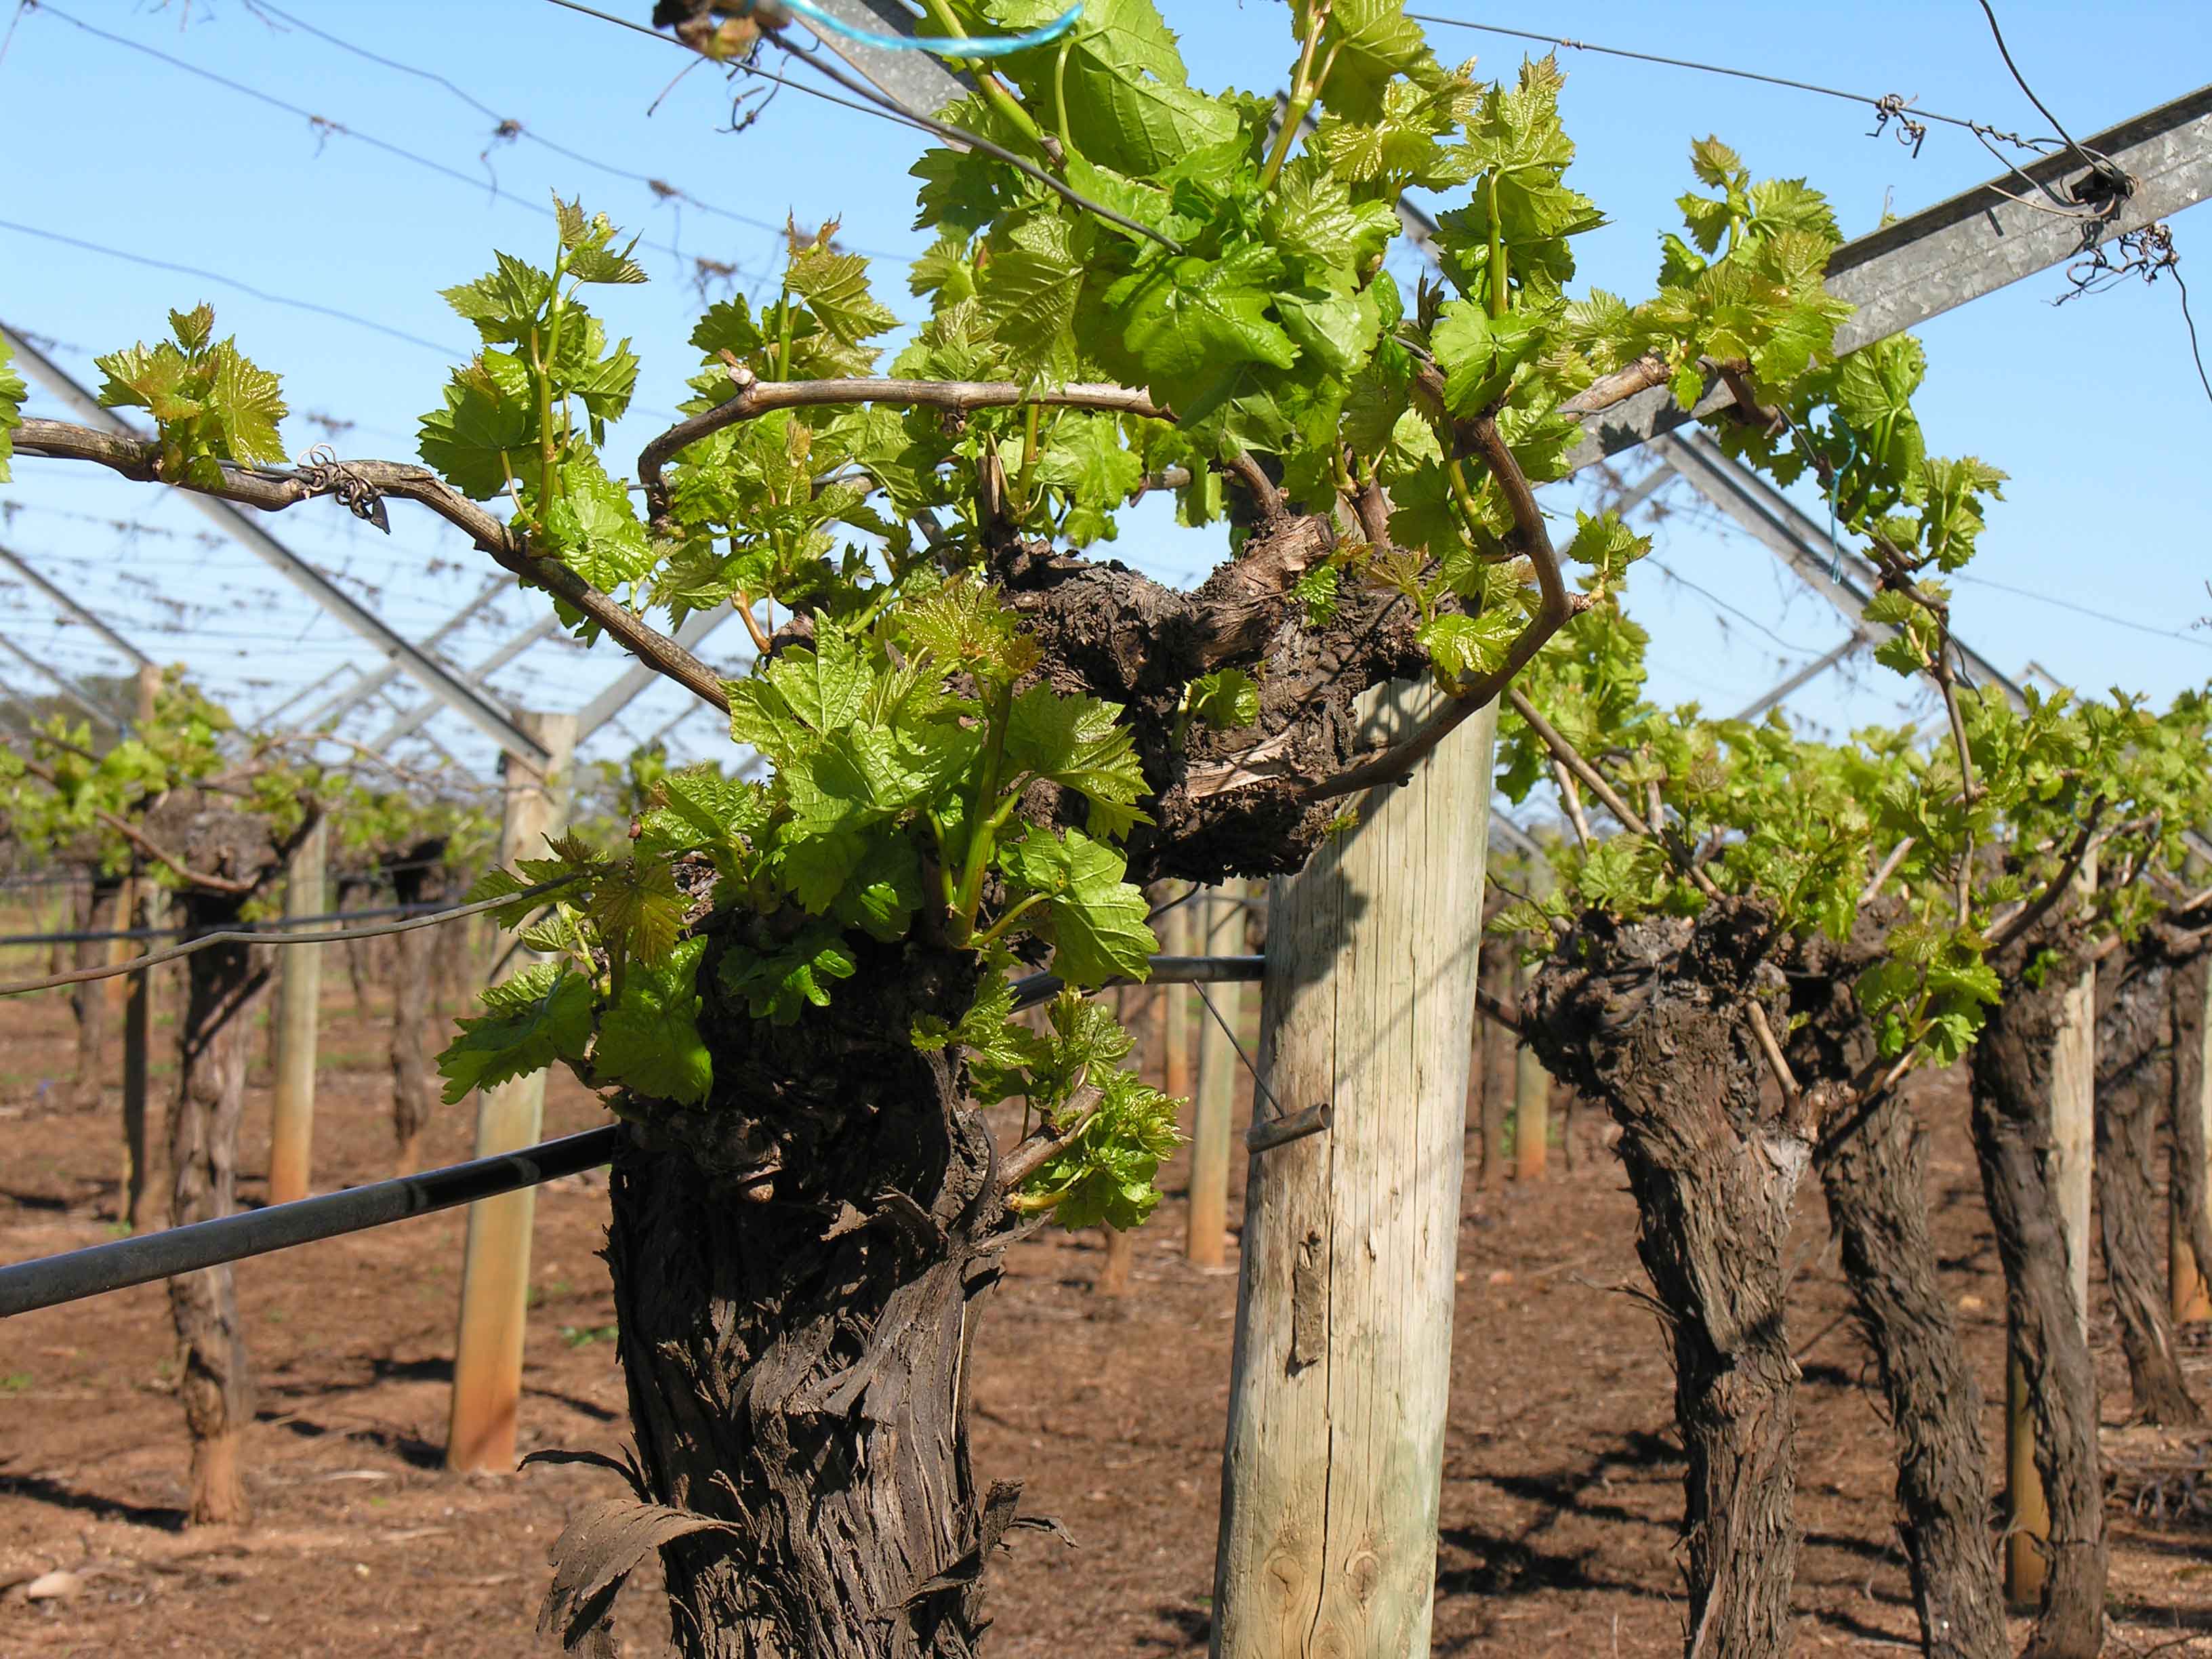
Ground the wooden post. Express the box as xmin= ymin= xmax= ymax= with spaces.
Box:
xmin=1513 ymin=956 xmax=1549 ymax=1183
xmin=446 ymin=712 xmax=577 ymax=1475
xmin=119 ymin=664 xmax=163 ymax=1233
xmin=266 ymin=817 xmax=327 ymax=1205
xmin=1187 ymin=884 xmax=1243 ymax=1269
xmin=2006 ymin=865 xmax=2096 ymax=1605
xmin=1164 ymin=890 xmax=1193 ymax=1105
xmin=1213 ymin=686 xmax=1494 ymax=1659
xmin=2175 ymin=954 xmax=2212 ymax=1323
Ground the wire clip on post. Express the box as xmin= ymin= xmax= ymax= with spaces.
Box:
xmin=1246 ymin=1101 xmax=1332 ymax=1155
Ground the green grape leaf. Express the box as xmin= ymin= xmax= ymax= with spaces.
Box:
xmin=785 ymin=226 xmax=899 ymax=350
xmin=1565 ymin=508 xmax=1647 ymax=588
xmin=95 ymin=307 xmax=289 ymax=487
xmin=831 ymin=834 xmax=926 ymax=942
xmin=465 ymin=863 xmax=575 ymax=926
xmin=982 ymin=0 xmax=1240 ymax=174
xmin=542 ymin=452 xmax=653 ymax=590
xmin=726 ymin=629 xmax=873 ymax=762
xmin=1306 ymin=0 xmax=1445 ymax=123
xmin=1430 ymin=300 xmax=1543 ymax=415
xmin=1186 ymin=668 xmax=1259 ymax=730
xmin=0 ymin=333 xmax=22 ymax=483
xmin=1004 ymin=686 xmax=1153 ymax=838
xmin=718 ymin=921 xmax=859 ymax=1025
xmin=1109 ymin=247 xmax=1299 ymax=415
xmin=594 ymin=939 xmax=712 ymax=1103
xmin=437 ymin=962 xmax=593 ymax=1105
xmin=1420 ymin=608 xmax=1519 ymax=684
xmin=586 ymin=856 xmax=687 ymax=967
xmin=418 ymin=350 xmax=535 ymax=500
xmin=998 ymin=826 xmax=1157 ymax=986
xmin=443 ymin=252 xmax=556 ymax=346
xmin=900 ymin=577 xmax=1038 ymax=684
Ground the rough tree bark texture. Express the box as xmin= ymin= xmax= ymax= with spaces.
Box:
xmin=2170 ymin=952 xmax=2212 ymax=1322
xmin=2094 ymin=935 xmax=2203 ymax=1425
xmin=386 ymin=842 xmax=447 ymax=1174
xmin=1522 ymin=900 xmax=1811 ymax=1659
xmin=68 ymin=874 xmax=121 ymax=1112
xmin=1970 ymin=929 xmax=2107 ymax=1659
xmin=337 ymin=875 xmax=376 ymax=1015
xmin=1784 ymin=924 xmax=2007 ymax=1659
xmin=605 ymin=936 xmax=1017 ymax=1659
xmin=152 ymin=799 xmax=283 ymax=1527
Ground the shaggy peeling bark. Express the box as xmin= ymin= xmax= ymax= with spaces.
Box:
xmin=987 ymin=514 xmax=1428 ymax=881
xmin=1784 ymin=924 xmax=2007 ymax=1659
xmin=68 ymin=873 xmax=121 ymax=1112
xmin=2095 ymin=935 xmax=2205 ymax=1425
xmin=146 ymin=797 xmax=284 ymax=1527
xmin=1969 ymin=928 xmax=2107 ymax=1659
xmin=602 ymin=934 xmax=1035 ymax=1659
xmin=1522 ymin=900 xmax=1812 ymax=1659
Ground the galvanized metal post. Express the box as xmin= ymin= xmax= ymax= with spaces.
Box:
xmin=445 ymin=711 xmax=578 ymax=1474
xmin=266 ymin=817 xmax=327 ymax=1206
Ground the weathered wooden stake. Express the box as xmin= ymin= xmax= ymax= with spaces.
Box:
xmin=1214 ymin=687 xmax=1494 ymax=1659
xmin=1187 ymin=883 xmax=1244 ymax=1268
xmin=446 ymin=712 xmax=576 ymax=1475
xmin=266 ymin=817 xmax=326 ymax=1206
xmin=2175 ymin=954 xmax=2212 ymax=1323
xmin=1164 ymin=890 xmax=1193 ymax=1105
xmin=2005 ymin=880 xmax=2096 ymax=1607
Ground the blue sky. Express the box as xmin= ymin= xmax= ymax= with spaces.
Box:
xmin=1 ymin=0 xmax=2207 ymax=775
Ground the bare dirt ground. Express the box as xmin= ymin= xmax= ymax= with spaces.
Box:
xmin=1 ymin=970 xmax=2209 ymax=1657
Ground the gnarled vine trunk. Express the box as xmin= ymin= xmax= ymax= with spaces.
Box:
xmin=337 ymin=874 xmax=376 ymax=1015
xmin=1783 ymin=924 xmax=2007 ymax=1659
xmin=1969 ymin=930 xmax=2106 ymax=1659
xmin=68 ymin=872 xmax=121 ymax=1112
xmin=1521 ymin=900 xmax=1812 ymax=1659
xmin=386 ymin=843 xmax=446 ymax=1173
xmin=167 ymin=886 xmax=268 ymax=1525
xmin=602 ymin=937 xmax=1025 ymax=1659
xmin=2094 ymin=935 xmax=2203 ymax=1425
xmin=2169 ymin=951 xmax=2212 ymax=1316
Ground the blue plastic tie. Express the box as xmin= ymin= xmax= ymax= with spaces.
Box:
xmin=752 ymin=0 xmax=1083 ymax=59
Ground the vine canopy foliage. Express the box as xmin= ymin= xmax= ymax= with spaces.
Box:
xmin=0 ymin=0 xmax=2047 ymax=1223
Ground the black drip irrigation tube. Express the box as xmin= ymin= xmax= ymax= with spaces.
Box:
xmin=0 ymin=1127 xmax=621 ymax=1319
xmin=0 ymin=956 xmax=1267 ymax=1319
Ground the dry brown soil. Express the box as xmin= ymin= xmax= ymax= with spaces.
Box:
xmin=1 ymin=972 xmax=2208 ymax=1656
